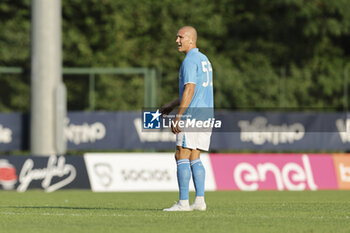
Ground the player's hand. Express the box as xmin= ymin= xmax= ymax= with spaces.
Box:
xmin=171 ymin=115 xmax=182 ymax=134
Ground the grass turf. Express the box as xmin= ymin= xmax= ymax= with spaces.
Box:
xmin=0 ymin=190 xmax=349 ymax=233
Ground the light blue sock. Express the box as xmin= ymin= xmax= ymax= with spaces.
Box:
xmin=176 ymin=159 xmax=191 ymax=200
xmin=191 ymin=159 xmax=205 ymax=197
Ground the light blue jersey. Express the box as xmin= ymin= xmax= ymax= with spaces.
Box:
xmin=179 ymin=48 xmax=214 ymax=120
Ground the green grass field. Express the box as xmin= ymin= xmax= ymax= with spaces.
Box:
xmin=0 ymin=190 xmax=349 ymax=233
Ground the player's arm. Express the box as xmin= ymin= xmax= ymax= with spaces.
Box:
xmin=172 ymin=83 xmax=195 ymax=134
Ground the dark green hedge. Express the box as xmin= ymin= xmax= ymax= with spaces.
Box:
xmin=0 ymin=0 xmax=349 ymax=111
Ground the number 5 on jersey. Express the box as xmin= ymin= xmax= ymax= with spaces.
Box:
xmin=201 ymin=61 xmax=213 ymax=87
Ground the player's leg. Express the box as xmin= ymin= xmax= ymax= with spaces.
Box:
xmin=163 ymin=133 xmax=193 ymax=211
xmin=175 ymin=146 xmax=192 ymax=202
xmin=190 ymin=150 xmax=207 ymax=211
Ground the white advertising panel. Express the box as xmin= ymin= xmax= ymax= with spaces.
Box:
xmin=84 ymin=153 xmax=216 ymax=192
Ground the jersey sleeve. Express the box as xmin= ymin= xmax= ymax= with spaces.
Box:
xmin=182 ymin=60 xmax=197 ymax=84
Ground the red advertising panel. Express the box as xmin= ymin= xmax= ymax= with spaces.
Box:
xmin=209 ymin=154 xmax=338 ymax=191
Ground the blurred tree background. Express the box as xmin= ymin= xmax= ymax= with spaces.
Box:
xmin=0 ymin=0 xmax=349 ymax=112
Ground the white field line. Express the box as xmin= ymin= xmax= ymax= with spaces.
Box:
xmin=0 ymin=211 xmax=164 ymax=217
xmin=0 ymin=211 xmax=349 ymax=219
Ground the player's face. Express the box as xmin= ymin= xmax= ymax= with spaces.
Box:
xmin=176 ymin=29 xmax=192 ymax=53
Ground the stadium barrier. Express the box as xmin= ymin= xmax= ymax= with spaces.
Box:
xmin=1 ymin=153 xmax=349 ymax=192
xmin=210 ymin=153 xmax=337 ymax=191
xmin=0 ymin=155 xmax=90 ymax=192
xmin=83 ymin=153 xmax=350 ymax=192
xmin=84 ymin=153 xmax=216 ymax=192
xmin=1 ymin=111 xmax=350 ymax=151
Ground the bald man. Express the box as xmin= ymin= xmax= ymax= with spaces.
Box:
xmin=161 ymin=26 xmax=214 ymax=211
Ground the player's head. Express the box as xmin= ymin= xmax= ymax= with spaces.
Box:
xmin=176 ymin=26 xmax=197 ymax=54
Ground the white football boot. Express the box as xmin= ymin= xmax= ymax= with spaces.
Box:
xmin=190 ymin=196 xmax=207 ymax=211
xmin=163 ymin=200 xmax=192 ymax=211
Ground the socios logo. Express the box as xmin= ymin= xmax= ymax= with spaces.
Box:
xmin=121 ymin=169 xmax=172 ymax=182
xmin=143 ymin=109 xmax=161 ymax=129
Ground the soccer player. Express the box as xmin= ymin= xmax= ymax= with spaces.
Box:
xmin=160 ymin=26 xmax=214 ymax=211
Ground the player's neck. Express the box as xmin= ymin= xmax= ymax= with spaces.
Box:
xmin=185 ymin=46 xmax=197 ymax=54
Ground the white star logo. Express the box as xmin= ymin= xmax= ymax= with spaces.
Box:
xmin=150 ymin=109 xmax=161 ymax=122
